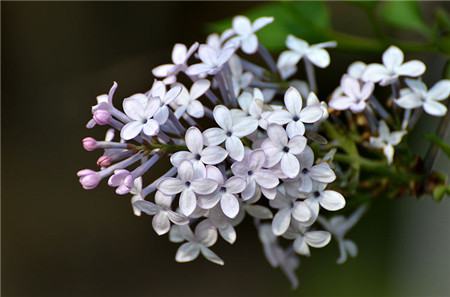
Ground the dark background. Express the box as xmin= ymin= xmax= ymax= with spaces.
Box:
xmin=2 ymin=2 xmax=450 ymax=297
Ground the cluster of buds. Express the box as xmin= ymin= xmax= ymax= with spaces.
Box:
xmin=78 ymin=15 xmax=449 ymax=288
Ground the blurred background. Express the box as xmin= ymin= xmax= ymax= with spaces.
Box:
xmin=2 ymin=2 xmax=450 ymax=296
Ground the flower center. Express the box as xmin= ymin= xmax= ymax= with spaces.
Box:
xmin=195 ymin=154 xmax=201 ymax=160
xmin=292 ymin=115 xmax=299 ymax=121
xmin=282 ymin=146 xmax=290 ymax=153
xmin=185 ymin=181 xmax=191 ymax=187
xmin=226 ymin=131 xmax=232 ymax=137
xmin=220 ymin=186 xmax=227 ymax=193
xmin=302 ymin=168 xmax=309 ymax=174
xmin=247 ymin=170 xmax=253 ymax=176
xmin=313 ymin=191 xmax=320 ymax=198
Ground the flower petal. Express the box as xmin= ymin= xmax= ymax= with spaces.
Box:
xmin=203 ymin=128 xmax=226 ymax=146
xmin=292 ymin=201 xmax=312 ymax=222
xmin=309 ymin=163 xmax=336 ymax=183
xmin=213 ymin=105 xmax=233 ymax=130
xmin=179 ymin=189 xmax=197 ymax=216
xmin=320 ymin=190 xmax=346 ymax=211
xmin=233 ymin=15 xmax=252 ymax=35
xmin=200 ymin=246 xmax=224 ymax=265
xmin=201 ymin=146 xmax=228 ymax=165
xmin=427 ymin=80 xmax=450 ymax=101
xmin=191 ymin=179 xmax=218 ymax=195
xmin=175 ymin=242 xmax=200 ymax=263
xmin=288 ymin=135 xmax=307 ymax=155
xmin=167 ymin=211 xmax=189 ymax=225
xmin=225 ymin=176 xmax=246 ymax=194
xmin=396 ymin=60 xmax=425 ymax=77
xmin=158 ymin=178 xmax=185 ymax=195
xmin=423 ymin=100 xmax=447 ymax=117
xmin=241 ymin=34 xmax=258 ymax=54
xmin=172 ymin=43 xmax=187 ymax=65
xmin=142 ymin=119 xmax=159 ymax=136
xmin=185 ymin=127 xmax=204 ymax=154
xmin=152 ymin=212 xmax=171 ymax=235
xmin=232 ymin=117 xmax=259 ymax=137
xmin=281 ymin=153 xmax=300 ymax=178
xmin=304 ymin=231 xmax=331 ymax=248
xmin=120 ymin=121 xmax=143 ymax=140
xmin=306 ymin=47 xmax=330 ymax=68
xmin=254 ymin=169 xmax=279 ymax=189
xmin=225 ymin=136 xmax=245 ymax=161
xmin=284 ymin=87 xmax=303 ymax=115
xmin=221 ymin=193 xmax=240 ymax=218
xmin=272 ymin=208 xmax=291 ymax=236
xmin=382 ymin=45 xmax=404 ymax=69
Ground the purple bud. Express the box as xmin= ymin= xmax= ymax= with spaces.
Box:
xmin=77 ymin=169 xmax=101 ymax=190
xmin=108 ymin=169 xmax=134 ymax=195
xmin=93 ymin=109 xmax=111 ymax=125
xmin=82 ymin=137 xmax=97 ymax=151
xmin=97 ymin=155 xmax=112 ymax=167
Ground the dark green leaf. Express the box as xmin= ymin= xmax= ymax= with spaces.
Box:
xmin=379 ymin=1 xmax=432 ymax=38
xmin=433 ymin=184 xmax=450 ymax=202
xmin=425 ymin=133 xmax=450 ymax=159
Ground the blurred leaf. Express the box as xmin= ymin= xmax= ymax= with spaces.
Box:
xmin=433 ymin=184 xmax=450 ymax=202
xmin=425 ymin=133 xmax=450 ymax=159
xmin=348 ymin=0 xmax=379 ymax=11
xmin=435 ymin=7 xmax=450 ymax=33
xmin=209 ymin=2 xmax=331 ymax=51
xmin=379 ymin=1 xmax=432 ymax=38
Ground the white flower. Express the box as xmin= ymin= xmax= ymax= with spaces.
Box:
xmin=204 ymin=206 xmax=238 ymax=244
xmin=173 ymin=79 xmax=210 ymax=118
xmin=231 ymin=149 xmax=279 ymax=200
xmin=267 ymin=87 xmax=323 ymax=137
xmin=197 ymin=165 xmax=246 ymax=218
xmin=236 ymin=88 xmax=269 ymax=129
xmin=362 ymin=45 xmax=426 ymax=86
xmin=347 ymin=61 xmax=367 ymax=80
xmin=261 ymin=125 xmax=307 ymax=178
xmin=270 ymin=190 xmax=314 ymax=235
xmin=277 ymin=35 xmax=336 ymax=79
xmin=229 ymin=15 xmax=274 ymax=54
xmin=295 ymin=183 xmax=346 ymax=221
xmin=229 ymin=55 xmax=253 ymax=96
xmin=283 ymin=220 xmax=331 ymax=256
xmin=133 ymin=191 xmax=189 ymax=235
xmin=120 ymin=94 xmax=165 ymax=140
xmin=318 ymin=205 xmax=367 ymax=264
xmin=158 ymin=161 xmax=218 ymax=216
xmin=297 ymin=146 xmax=336 ymax=193
xmin=170 ymin=221 xmax=224 ymax=265
xmin=186 ymin=44 xmax=236 ymax=77
xmin=306 ymin=92 xmax=329 ymax=120
xmin=396 ymin=79 xmax=450 ymax=117
xmin=329 ymin=75 xmax=374 ymax=113
xmin=148 ymin=80 xmax=182 ymax=107
xmin=152 ymin=42 xmax=199 ymax=84
xmin=171 ymin=127 xmax=228 ymax=167
xmin=369 ymin=121 xmax=406 ymax=164
xmin=203 ymin=105 xmax=258 ymax=161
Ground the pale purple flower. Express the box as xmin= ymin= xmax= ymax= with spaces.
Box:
xmin=297 ymin=146 xmax=336 ymax=193
xmin=362 ymin=46 xmax=426 ymax=86
xmin=77 ymin=169 xmax=102 ymax=190
xmin=158 ymin=161 xmax=218 ymax=216
xmin=171 ymin=127 xmax=228 ymax=167
xmin=186 ymin=44 xmax=236 ymax=77
xmin=283 ymin=220 xmax=331 ymax=256
xmin=396 ymin=79 xmax=450 ymax=117
xmin=152 ymin=43 xmax=199 ymax=84
xmin=173 ymin=79 xmax=210 ymax=118
xmin=347 ymin=61 xmax=367 ymax=80
xmin=133 ymin=191 xmax=189 ymax=235
xmin=170 ymin=221 xmax=224 ymax=265
xmin=295 ymin=183 xmax=346 ymax=220
xmin=236 ymin=88 xmax=269 ymax=129
xmin=203 ymin=105 xmax=258 ymax=161
xmin=197 ymin=165 xmax=246 ymax=218
xmin=277 ymin=35 xmax=336 ymax=79
xmin=229 ymin=55 xmax=253 ymax=96
xmin=267 ymin=87 xmax=323 ymax=137
xmin=261 ymin=125 xmax=307 ymax=178
xmin=120 ymin=94 xmax=166 ymax=140
xmin=87 ymin=82 xmax=118 ymax=128
xmin=329 ymin=75 xmax=374 ymax=113
xmin=229 ymin=15 xmax=274 ymax=54
xmin=231 ymin=149 xmax=279 ymax=200
xmin=369 ymin=120 xmax=406 ymax=164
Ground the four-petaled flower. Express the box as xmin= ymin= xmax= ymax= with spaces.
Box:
xmin=152 ymin=43 xmax=199 ymax=84
xmin=133 ymin=191 xmax=189 ymax=235
xmin=198 ymin=165 xmax=246 ymax=218
xmin=369 ymin=121 xmax=406 ymax=164
xmin=362 ymin=46 xmax=426 ymax=86
xmin=173 ymin=79 xmax=210 ymax=119
xmin=261 ymin=125 xmax=307 ymax=178
xmin=297 ymin=146 xmax=336 ymax=193
xmin=396 ymin=79 xmax=450 ymax=117
xmin=229 ymin=15 xmax=274 ymax=54
xmin=329 ymin=75 xmax=374 ymax=113
xmin=186 ymin=44 xmax=236 ymax=77
xmin=203 ymin=105 xmax=258 ymax=161
xmin=171 ymin=126 xmax=228 ymax=167
xmin=170 ymin=222 xmax=224 ymax=265
xmin=158 ymin=161 xmax=218 ymax=216
xmin=283 ymin=220 xmax=331 ymax=256
xmin=267 ymin=87 xmax=323 ymax=137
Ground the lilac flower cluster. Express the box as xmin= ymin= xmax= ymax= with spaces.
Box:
xmin=78 ymin=15 xmax=449 ymax=288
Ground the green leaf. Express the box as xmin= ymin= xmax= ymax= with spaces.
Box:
xmin=433 ymin=184 xmax=450 ymax=202
xmin=425 ymin=133 xmax=450 ymax=159
xmin=209 ymin=2 xmax=331 ymax=51
xmin=379 ymin=1 xmax=432 ymax=38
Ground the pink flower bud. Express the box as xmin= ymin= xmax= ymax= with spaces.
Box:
xmin=77 ymin=169 xmax=101 ymax=190
xmin=97 ymin=155 xmax=112 ymax=167
xmin=93 ymin=109 xmax=111 ymax=125
xmin=82 ymin=137 xmax=97 ymax=151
